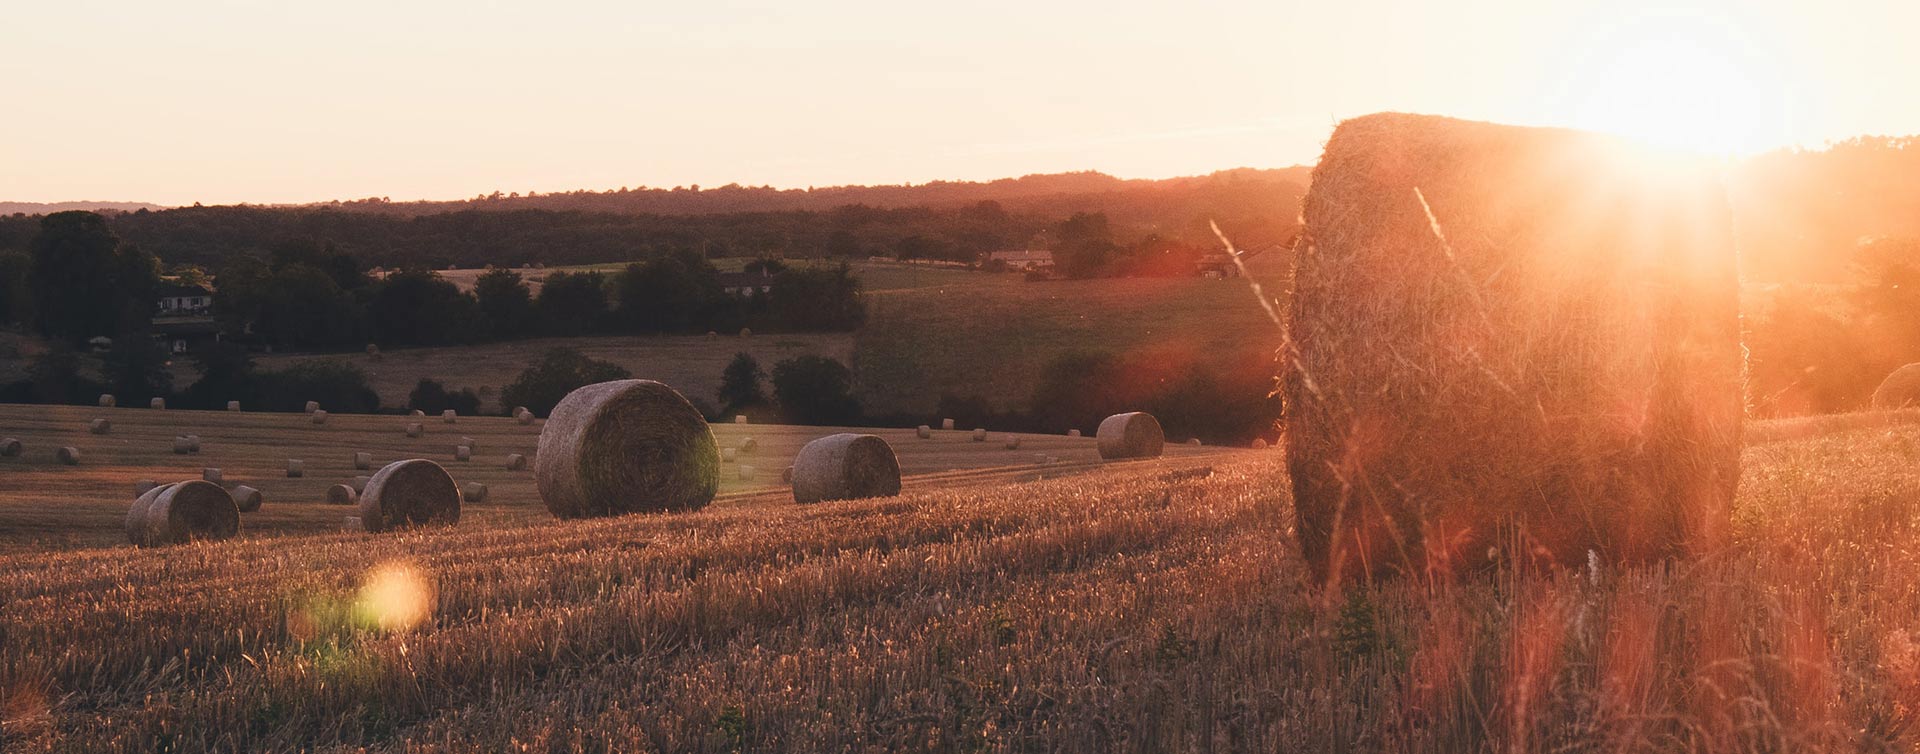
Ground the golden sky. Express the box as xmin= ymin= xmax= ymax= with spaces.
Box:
xmin=1 ymin=0 xmax=1906 ymax=205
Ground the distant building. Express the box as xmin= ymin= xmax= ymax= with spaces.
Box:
xmin=1194 ymin=244 xmax=1281 ymax=278
xmin=719 ymin=267 xmax=778 ymax=297
xmin=984 ymin=250 xmax=1053 ymax=271
xmin=155 ymin=283 xmax=213 ymax=315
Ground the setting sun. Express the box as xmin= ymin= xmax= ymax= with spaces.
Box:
xmin=1553 ymin=19 xmax=1799 ymax=155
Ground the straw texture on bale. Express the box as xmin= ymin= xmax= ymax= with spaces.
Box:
xmin=311 ymin=410 xmax=328 ymax=425
xmin=326 ymin=484 xmax=358 ymax=505
xmin=454 ymin=445 xmax=472 ymax=462
xmin=462 ymin=481 xmax=488 ymax=502
xmin=942 ymin=419 xmax=955 ymax=430
xmin=353 ymin=452 xmax=372 ymax=470
xmin=1871 ymin=364 xmax=1920 ymax=409
xmin=442 ymin=409 xmax=457 ymax=424
xmin=231 ymin=485 xmax=263 ymax=513
xmin=1286 ymin=112 xmax=1743 ymax=585
xmin=57 ymin=447 xmax=80 ymax=465
xmin=406 ymin=423 xmax=423 ymax=438
xmin=125 ymin=483 xmax=172 ymax=546
xmin=127 ymin=480 xmax=238 ymax=547
xmin=89 ymin=418 xmax=110 ymax=435
xmin=201 ymin=468 xmax=221 ymax=483
xmin=227 ymin=400 xmax=241 ymax=412
xmin=287 ymin=459 xmax=304 ymax=478
xmin=536 ymin=379 xmax=719 ymax=519
xmin=506 ymin=453 xmax=526 ymax=471
xmin=99 ymin=394 xmax=115 ymax=407
xmin=1096 ymin=412 xmax=1164 ymax=460
xmin=149 ymin=397 xmax=165 ymax=410
xmin=790 ymin=433 xmax=902 ymax=504
xmin=0 ymin=438 xmax=19 ymax=457
xmin=356 ymin=459 xmax=462 ymax=532
xmin=917 ymin=425 xmax=932 ymax=439
xmin=305 ymin=401 xmax=320 ymax=414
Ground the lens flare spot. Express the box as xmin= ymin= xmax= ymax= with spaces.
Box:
xmin=354 ymin=561 xmax=433 ymax=632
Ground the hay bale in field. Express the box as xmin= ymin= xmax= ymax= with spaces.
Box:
xmin=1067 ymin=429 xmax=1081 ymax=438
xmin=326 ymin=483 xmax=358 ymax=505
xmin=134 ymin=479 xmax=158 ymax=495
xmin=56 ymin=446 xmax=80 ymax=465
xmin=739 ymin=465 xmax=756 ymax=482
xmin=454 ymin=445 xmax=472 ymax=462
xmin=782 ymin=465 xmax=794 ymax=483
xmin=409 ymin=409 xmax=425 ymax=418
xmin=442 ymin=409 xmax=457 ymax=424
xmin=129 ymin=480 xmax=238 ymax=547
xmin=149 ymin=397 xmax=165 ymax=410
xmin=739 ymin=327 xmax=752 ymax=337
xmin=365 ymin=343 xmax=381 ymax=360
xmin=287 ymin=459 xmax=304 ymax=478
xmin=917 ymin=425 xmax=932 ymax=439
xmin=89 ymin=418 xmax=111 ymax=435
xmin=721 ymin=447 xmax=737 ymax=463
xmin=513 ymin=406 xmax=530 ymax=419
xmin=1286 ymin=112 xmax=1743 ymax=585
xmin=305 ymin=400 xmax=320 ymax=414
xmin=1871 ymin=364 xmax=1920 ymax=409
xmin=99 ymin=393 xmax=115 ymax=407
xmin=461 ymin=436 xmax=476 ymax=452
xmin=1186 ymin=438 xmax=1202 ymax=447
xmin=343 ymin=515 xmax=364 ymax=530
xmin=1097 ymin=412 xmax=1164 ymax=460
xmin=226 ymin=400 xmax=241 ymax=412
xmin=506 ymin=453 xmax=527 ymax=470
xmin=231 ymin=485 xmax=263 ymax=513
xmin=353 ymin=452 xmax=373 ymax=470
xmin=0 ymin=438 xmax=20 ymax=457
xmin=462 ymin=481 xmax=488 ymax=502
xmin=536 ymin=379 xmax=719 ymax=518
xmin=739 ymin=437 xmax=757 ymax=454
xmin=311 ymin=410 xmax=328 ymax=425
xmin=172 ymin=436 xmax=198 ymax=454
xmin=356 ymin=459 xmax=462 ymax=532
xmin=517 ymin=410 xmax=535 ymax=426
xmin=1252 ymin=438 xmax=1269 ymax=450
xmin=942 ymin=418 xmax=955 ymax=431
xmin=972 ymin=428 xmax=987 ymax=442
xmin=125 ymin=483 xmax=171 ymax=546
xmin=706 ymin=330 xmax=719 ymax=338
xmin=405 ymin=423 xmax=424 ymax=438
xmin=202 ymin=468 xmax=222 ymax=484
xmin=734 ymin=414 xmax=748 ymax=424
xmin=791 ymin=433 xmax=902 ymax=504
xmin=350 ymin=475 xmax=371 ymax=493
xmin=1003 ymin=435 xmax=1021 ymax=450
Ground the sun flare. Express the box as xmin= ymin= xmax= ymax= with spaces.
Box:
xmin=1558 ymin=29 xmax=1796 ymax=156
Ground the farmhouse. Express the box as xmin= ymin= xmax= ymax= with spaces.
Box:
xmin=984 ymin=250 xmax=1053 ymax=271
xmin=155 ymin=283 xmax=213 ymax=315
xmin=719 ymin=267 xmax=777 ymax=297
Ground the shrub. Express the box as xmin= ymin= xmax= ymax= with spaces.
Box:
xmin=499 ymin=348 xmax=632 ymax=417
xmin=772 ymin=355 xmax=860 ymax=426
xmin=408 ymin=379 xmax=481 ymax=417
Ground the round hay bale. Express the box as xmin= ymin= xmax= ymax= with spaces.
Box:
xmin=89 ymin=418 xmax=111 ymax=435
xmin=739 ymin=327 xmax=752 ymax=337
xmin=1186 ymin=438 xmax=1203 ymax=447
xmin=721 ymin=447 xmax=737 ymax=463
xmin=782 ymin=465 xmax=794 ymax=483
xmin=442 ymin=409 xmax=457 ymax=424
xmin=972 ymin=428 xmax=987 ymax=442
xmin=202 ymin=468 xmax=222 ymax=484
xmin=1252 ymin=438 xmax=1269 ymax=450
xmin=1096 ymin=412 xmax=1164 ymax=460
xmin=356 ymin=459 xmax=462 ymax=532
xmin=739 ymin=437 xmax=757 ymax=454
xmin=305 ymin=400 xmax=321 ymax=414
xmin=56 ymin=446 xmax=80 ymax=465
xmin=98 ymin=393 xmax=116 ymax=408
xmin=462 ymin=481 xmax=489 ymax=502
xmin=706 ymin=330 xmax=719 ymax=338
xmin=791 ymin=433 xmax=901 ymax=504
xmin=1003 ymin=435 xmax=1022 ymax=450
xmin=354 ymin=452 xmax=373 ymax=470
xmin=350 ymin=475 xmax=372 ymax=493
xmin=287 ymin=459 xmax=304 ymax=478
xmin=454 ymin=445 xmax=472 ymax=462
xmin=734 ymin=414 xmax=748 ymax=425
xmin=517 ymin=411 xmax=535 ymax=426
xmin=739 ymin=465 xmax=756 ymax=482
xmin=365 ymin=343 xmax=381 ymax=360
xmin=231 ymin=484 xmax=263 ymax=513
xmin=916 ymin=425 xmax=932 ymax=439
xmin=311 ymin=410 xmax=328 ymax=425
xmin=226 ymin=400 xmax=241 ymax=412
xmin=125 ymin=482 xmax=173 ymax=546
xmin=1872 ymin=364 xmax=1920 ymax=409
xmin=136 ymin=480 xmax=239 ymax=547
xmin=173 ymin=436 xmax=195 ymax=454
xmin=513 ymin=406 xmax=530 ymax=419
xmin=506 ymin=453 xmax=527 ymax=470
xmin=149 ymin=397 xmax=166 ymax=410
xmin=942 ymin=418 xmax=955 ymax=431
xmin=0 ymin=438 xmax=20 ymax=457
xmin=536 ymin=379 xmax=719 ymax=519
xmin=409 ymin=409 xmax=425 ymax=418
xmin=1067 ymin=429 xmax=1082 ymax=438
xmin=326 ymin=484 xmax=359 ymax=506
xmin=461 ymin=436 xmax=477 ymax=452
xmin=405 ymin=423 xmax=424 ymax=438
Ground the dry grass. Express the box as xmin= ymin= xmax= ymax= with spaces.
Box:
xmin=0 ymin=419 xmax=1917 ymax=751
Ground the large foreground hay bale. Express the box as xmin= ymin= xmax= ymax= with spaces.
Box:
xmin=1871 ymin=364 xmax=1920 ymax=409
xmin=126 ymin=483 xmax=172 ymax=545
xmin=56 ymin=447 xmax=80 ymax=465
xmin=89 ymin=418 xmax=110 ymax=435
xmin=231 ymin=485 xmax=263 ymax=513
xmin=1097 ymin=412 xmax=1164 ymax=460
xmin=790 ymin=433 xmax=901 ymax=504
xmin=128 ymin=480 xmax=238 ymax=547
xmin=326 ymin=483 xmax=358 ymax=505
xmin=0 ymin=438 xmax=20 ymax=457
xmin=356 ymin=459 xmax=462 ymax=532
xmin=1286 ymin=112 xmax=1743 ymax=585
xmin=98 ymin=393 xmax=115 ymax=407
xmin=537 ymin=379 xmax=719 ymax=518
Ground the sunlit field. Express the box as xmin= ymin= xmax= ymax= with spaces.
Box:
xmin=1 ymin=413 xmax=1918 ymax=751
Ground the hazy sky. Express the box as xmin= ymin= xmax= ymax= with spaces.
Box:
xmin=3 ymin=0 xmax=1912 ymax=205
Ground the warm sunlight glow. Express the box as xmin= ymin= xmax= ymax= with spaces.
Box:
xmin=355 ymin=561 xmax=433 ymax=633
xmin=1560 ymin=29 xmax=1795 ymax=156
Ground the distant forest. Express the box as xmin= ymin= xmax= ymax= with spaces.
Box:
xmin=0 ymin=169 xmax=1308 ymax=271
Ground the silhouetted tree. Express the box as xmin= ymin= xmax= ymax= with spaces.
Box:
xmin=499 ymin=348 xmax=631 ymax=417
xmin=716 ymin=353 xmax=768 ymax=417
xmin=772 ymin=355 xmax=860 ymax=425
xmin=408 ymin=378 xmax=480 ymax=416
xmin=534 ymin=271 xmax=609 ymax=336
